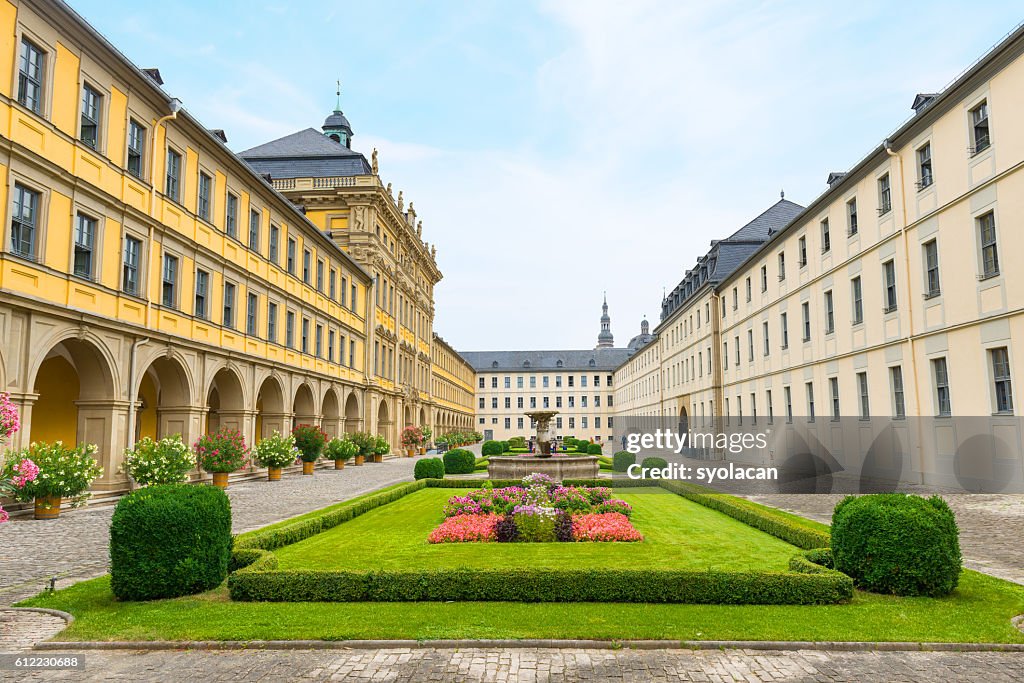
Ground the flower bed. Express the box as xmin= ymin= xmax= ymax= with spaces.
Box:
xmin=428 ymin=475 xmax=642 ymax=543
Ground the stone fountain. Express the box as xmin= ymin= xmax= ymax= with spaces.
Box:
xmin=487 ymin=409 xmax=599 ymax=480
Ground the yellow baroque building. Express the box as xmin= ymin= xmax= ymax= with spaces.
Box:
xmin=614 ymin=22 xmax=1024 ymax=467
xmin=0 ymin=0 xmax=473 ymax=492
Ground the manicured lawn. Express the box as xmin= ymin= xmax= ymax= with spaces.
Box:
xmin=20 ymin=570 xmax=1024 ymax=643
xmin=270 ymin=488 xmax=801 ymax=572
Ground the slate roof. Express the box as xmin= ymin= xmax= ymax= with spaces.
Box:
xmin=239 ymin=128 xmax=371 ymax=179
xmin=461 ymin=349 xmax=634 ymax=372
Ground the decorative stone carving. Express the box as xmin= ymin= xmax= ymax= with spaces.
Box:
xmin=371 ymin=148 xmax=378 ymax=175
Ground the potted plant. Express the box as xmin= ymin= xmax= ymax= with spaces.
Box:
xmin=348 ymin=431 xmax=375 ymax=466
xmin=194 ymin=427 xmax=250 ymax=489
xmin=292 ymin=424 xmax=327 ymax=475
xmin=325 ymin=437 xmax=357 ymax=469
xmin=420 ymin=426 xmax=432 ymax=454
xmin=121 ymin=435 xmax=194 ymax=487
xmin=401 ymin=425 xmax=423 ymax=457
xmin=0 ymin=457 xmax=38 ymax=523
xmin=5 ymin=441 xmax=102 ymax=519
xmin=372 ymin=435 xmax=390 ymax=463
xmin=0 ymin=391 xmax=28 ymax=523
xmin=253 ymin=431 xmax=298 ymax=481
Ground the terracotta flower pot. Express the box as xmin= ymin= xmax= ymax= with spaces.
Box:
xmin=212 ymin=472 xmax=229 ymax=489
xmin=334 ymin=459 xmax=345 ymax=470
xmin=372 ymin=453 xmax=384 ymax=463
xmin=34 ymin=495 xmax=62 ymax=520
xmin=419 ymin=447 xmax=426 ymax=455
xmin=354 ymin=455 xmax=365 ymax=466
xmin=302 ymin=461 xmax=315 ymax=475
xmin=267 ymin=467 xmax=282 ymax=481
xmin=406 ymin=448 xmax=415 ymax=457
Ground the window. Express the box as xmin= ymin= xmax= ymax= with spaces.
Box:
xmin=778 ymin=251 xmax=786 ymax=280
xmin=80 ymin=84 xmax=101 ymax=149
xmin=17 ymin=38 xmax=45 ymax=114
xmin=829 ymin=377 xmax=840 ymax=421
xmin=780 ymin=312 xmax=789 ymax=349
xmin=821 ymin=218 xmax=830 ymax=253
xmin=73 ymin=213 xmax=96 ymax=279
xmin=246 ymin=293 xmax=258 ymax=335
xmin=286 ymin=311 xmax=295 ymax=348
xmin=286 ymin=237 xmax=296 ymax=274
xmin=269 ymin=225 xmax=279 ymax=263
xmin=127 ymin=120 xmax=145 ymax=178
xmin=798 ymin=236 xmax=807 ymax=267
xmin=315 ymin=324 xmax=323 ymax=357
xmin=878 ymin=173 xmax=891 ymax=215
xmin=806 ymin=382 xmax=815 ymax=422
xmin=991 ymin=347 xmax=1013 ymax=414
xmin=851 ymin=276 xmax=863 ymax=324
xmin=10 ymin=184 xmax=40 ymax=259
xmin=890 ymin=366 xmax=906 ymax=419
xmin=197 ymin=172 xmax=212 ymax=221
xmin=747 ymin=329 xmax=754 ymax=362
xmin=122 ymin=235 xmax=141 ymax=295
xmin=478 ymin=377 xmax=485 ymax=389
xmin=194 ymin=269 xmax=209 ymax=319
xmin=350 ymin=283 xmax=357 ymax=312
xmin=766 ymin=389 xmax=774 ymax=423
xmin=760 ymin=265 xmax=768 ymax=292
xmin=933 ymin=357 xmax=951 ymax=416
xmin=267 ymin=301 xmax=278 ymax=342
xmin=328 ymin=330 xmax=335 ymax=362
xmin=225 ymin=193 xmax=238 ymax=238
xmin=349 ymin=340 xmax=356 ymax=367
xmin=923 ymin=240 xmax=940 ymax=297
xmin=857 ymin=372 xmax=870 ymax=418
xmin=161 ymin=253 xmax=178 ymax=307
xmin=732 ymin=287 xmax=738 ymax=310
xmin=801 ymin=301 xmax=811 ymax=342
xmin=316 ymin=259 xmax=325 ymax=292
xmin=784 ymin=386 xmax=793 ymax=423
xmin=222 ymin=282 xmax=235 ymax=328
xmin=883 ymin=260 xmax=897 ymax=312
xmin=248 ymin=209 xmax=261 ymax=251
xmin=846 ymin=197 xmax=858 ymax=236
xmin=762 ymin=321 xmax=770 ymax=356
xmin=917 ymin=143 xmax=933 ymax=189
xmin=340 ymin=276 xmax=348 ymax=306
xmin=970 ymin=101 xmax=990 ymax=154
xmin=301 ymin=317 xmax=309 ymax=353
xmin=723 ymin=342 xmax=728 ymax=371
xmin=165 ymin=148 xmax=182 ymax=202
xmin=978 ymin=211 xmax=999 ymax=278
xmin=824 ymin=290 xmax=834 ymax=334
xmin=478 ymin=397 xmax=485 ymax=409
xmin=302 ymin=249 xmax=311 ymax=284
xmin=745 ymin=277 xmax=751 ymax=302
xmin=504 ymin=418 xmax=511 ymax=429
xmin=329 ymin=268 xmax=336 ymax=299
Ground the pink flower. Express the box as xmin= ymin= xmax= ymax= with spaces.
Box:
xmin=428 ymin=514 xmax=500 ymax=543
xmin=572 ymin=513 xmax=643 ymax=542
xmin=11 ymin=459 xmax=39 ymax=488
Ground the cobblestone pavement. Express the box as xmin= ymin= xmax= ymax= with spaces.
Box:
xmin=0 ymin=456 xmax=420 ymax=606
xmin=4 ymin=647 xmax=1024 ymax=682
xmin=745 ymin=493 xmax=1024 ymax=584
xmin=0 ymin=611 xmax=66 ymax=650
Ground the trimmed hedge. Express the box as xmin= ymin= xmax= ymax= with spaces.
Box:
xmin=659 ymin=480 xmax=831 ymax=550
xmin=586 ymin=443 xmax=603 ymax=455
xmin=110 ymin=484 xmax=231 ymax=601
xmin=831 ymin=494 xmax=961 ymax=597
xmin=443 ymin=449 xmax=476 ymax=474
xmin=613 ymin=451 xmax=636 ymax=472
xmin=414 ymin=458 xmax=445 ymax=480
xmin=229 ymin=567 xmax=852 ymax=604
xmin=421 ymin=478 xmax=652 ymax=490
xmin=481 ymin=440 xmax=504 ymax=457
xmin=640 ymin=456 xmax=669 ymax=470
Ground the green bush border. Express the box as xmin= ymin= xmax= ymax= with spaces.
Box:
xmin=228 ymin=478 xmax=851 ymax=605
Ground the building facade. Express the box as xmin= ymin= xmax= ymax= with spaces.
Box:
xmin=0 ymin=0 xmax=472 ymax=492
xmin=613 ymin=24 xmax=1024 ymax=475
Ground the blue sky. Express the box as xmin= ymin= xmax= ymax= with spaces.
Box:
xmin=73 ymin=0 xmax=1024 ymax=351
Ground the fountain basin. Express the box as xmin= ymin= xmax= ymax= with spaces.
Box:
xmin=487 ymin=455 xmax=600 ymax=480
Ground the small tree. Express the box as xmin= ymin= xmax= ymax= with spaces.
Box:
xmin=325 ymin=437 xmax=358 ymax=463
xmin=401 ymin=426 xmax=424 ymax=450
xmin=252 ymin=431 xmax=299 ymax=469
xmin=291 ymin=424 xmax=328 ymax=463
xmin=194 ymin=428 xmax=250 ymax=473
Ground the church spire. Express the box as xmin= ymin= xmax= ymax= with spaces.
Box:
xmin=596 ymin=293 xmax=614 ymax=349
xmin=322 ymin=80 xmax=354 ymax=149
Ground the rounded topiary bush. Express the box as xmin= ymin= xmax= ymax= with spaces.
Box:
xmin=110 ymin=484 xmax=231 ymax=601
xmin=481 ymin=440 xmax=504 ymax=457
xmin=414 ymin=457 xmax=445 ymax=480
xmin=443 ymin=449 xmax=476 ymax=475
xmin=613 ymin=451 xmax=636 ymax=472
xmin=500 ymin=440 xmax=510 ymax=453
xmin=831 ymin=494 xmax=961 ymax=597
xmin=586 ymin=443 xmax=603 ymax=455
xmin=641 ymin=456 xmax=669 ymax=470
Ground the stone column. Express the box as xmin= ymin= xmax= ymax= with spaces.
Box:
xmin=75 ymin=398 xmax=132 ymax=492
xmin=3 ymin=391 xmax=38 ymax=454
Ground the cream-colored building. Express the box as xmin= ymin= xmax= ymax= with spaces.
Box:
xmin=614 ymin=22 xmax=1024 ymax=476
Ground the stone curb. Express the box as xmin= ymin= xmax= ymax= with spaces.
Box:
xmin=3 ymin=607 xmax=75 ymax=625
xmin=33 ymin=639 xmax=1024 ymax=652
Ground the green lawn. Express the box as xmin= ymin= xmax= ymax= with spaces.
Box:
xmin=271 ymin=488 xmax=800 ymax=571
xmin=20 ymin=570 xmax=1024 ymax=643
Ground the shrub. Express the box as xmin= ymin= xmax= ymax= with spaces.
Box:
xmin=480 ymin=440 xmax=504 ymax=457
xmin=508 ymin=436 xmax=526 ymax=449
xmin=443 ymin=449 xmax=475 ymax=474
xmin=509 ymin=447 xmax=529 ymax=454
xmin=500 ymin=440 xmax=510 ymax=453
xmin=194 ymin=428 xmax=249 ymax=473
xmin=554 ymin=511 xmax=574 ymax=542
xmin=400 ymin=426 xmax=424 ymax=449
xmin=586 ymin=443 xmax=603 ymax=455
xmin=347 ymin=431 xmax=378 ymax=458
xmin=831 ymin=494 xmax=961 ymax=597
xmin=120 ymin=435 xmax=194 ymax=486
xmin=495 ymin=514 xmax=519 ymax=542
xmin=612 ymin=451 xmax=636 ymax=472
xmin=414 ymin=458 xmax=445 ymax=480
xmin=373 ymin=436 xmax=390 ymax=456
xmin=110 ymin=484 xmax=231 ymax=600
xmin=324 ymin=437 xmax=358 ymax=463
xmin=640 ymin=456 xmax=668 ymax=471
xmin=292 ymin=424 xmax=328 ymax=463
xmin=5 ymin=441 xmax=102 ymax=501
xmin=595 ymin=499 xmax=633 ymax=517
xmin=252 ymin=431 xmax=299 ymax=469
